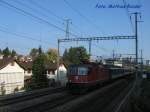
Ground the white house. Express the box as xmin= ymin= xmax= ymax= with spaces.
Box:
xmin=49 ymin=63 xmax=67 ymax=86
xmin=19 ymin=61 xmax=67 ymax=86
xmin=0 ymin=58 xmax=24 ymax=95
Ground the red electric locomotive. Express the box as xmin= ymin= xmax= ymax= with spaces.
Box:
xmin=67 ymin=62 xmax=133 ymax=93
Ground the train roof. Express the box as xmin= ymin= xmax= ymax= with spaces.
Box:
xmin=69 ymin=62 xmax=121 ymax=67
xmin=69 ymin=64 xmax=93 ymax=68
xmin=69 ymin=62 xmax=131 ymax=70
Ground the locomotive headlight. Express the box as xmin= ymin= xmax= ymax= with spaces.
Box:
xmin=69 ymin=80 xmax=72 ymax=83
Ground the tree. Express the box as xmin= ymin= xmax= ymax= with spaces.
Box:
xmin=30 ymin=46 xmax=49 ymax=89
xmin=0 ymin=49 xmax=2 ymax=54
xmin=3 ymin=47 xmax=11 ymax=57
xmin=11 ymin=50 xmax=17 ymax=57
xmin=29 ymin=48 xmax=39 ymax=59
xmin=146 ymin=66 xmax=150 ymax=73
xmin=63 ymin=46 xmax=90 ymax=65
xmin=46 ymin=48 xmax=58 ymax=62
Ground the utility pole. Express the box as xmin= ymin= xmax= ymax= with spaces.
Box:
xmin=135 ymin=12 xmax=139 ymax=68
xmin=57 ymin=39 xmax=60 ymax=84
xmin=140 ymin=49 xmax=143 ymax=76
xmin=113 ymin=50 xmax=115 ymax=59
xmin=131 ymin=12 xmax=142 ymax=87
xmin=113 ymin=50 xmax=115 ymax=65
xmin=64 ymin=19 xmax=72 ymax=38
xmin=89 ymin=40 xmax=92 ymax=56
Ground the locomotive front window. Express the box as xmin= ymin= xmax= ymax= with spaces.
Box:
xmin=78 ymin=67 xmax=88 ymax=75
xmin=69 ymin=67 xmax=78 ymax=75
xmin=69 ymin=66 xmax=88 ymax=75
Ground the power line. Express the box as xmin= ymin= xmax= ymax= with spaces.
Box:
xmin=0 ymin=25 xmax=57 ymax=47
xmin=0 ymin=25 xmax=68 ymax=51
xmin=13 ymin=0 xmax=62 ymax=24
xmin=0 ymin=0 xmax=102 ymax=52
xmin=63 ymin=0 xmax=105 ymax=35
xmin=0 ymin=26 xmax=68 ymax=53
xmin=122 ymin=0 xmax=134 ymax=33
xmin=0 ymin=0 xmax=79 ymax=38
xmin=0 ymin=27 xmax=49 ymax=45
xmin=28 ymin=0 xmax=84 ymax=37
xmin=71 ymin=23 xmax=85 ymax=37
xmin=12 ymin=0 xmax=82 ymax=40
xmin=28 ymin=0 xmax=65 ymax=22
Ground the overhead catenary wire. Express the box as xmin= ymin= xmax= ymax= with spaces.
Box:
xmin=28 ymin=0 xmax=65 ymax=22
xmin=27 ymin=0 xmax=83 ymax=37
xmin=22 ymin=0 xmax=109 ymax=53
xmin=63 ymin=0 xmax=105 ymax=36
xmin=12 ymin=0 xmax=62 ymax=25
xmin=71 ymin=23 xmax=85 ymax=37
xmin=0 ymin=0 xmax=79 ymax=38
xmin=0 ymin=25 xmax=68 ymax=49
xmin=122 ymin=0 xmax=134 ymax=33
xmin=0 ymin=0 xmax=117 ymax=57
xmin=0 ymin=27 xmax=50 ymax=45
xmin=0 ymin=27 xmax=68 ymax=54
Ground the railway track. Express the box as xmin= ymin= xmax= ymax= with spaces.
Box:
xmin=0 ymin=87 xmax=65 ymax=112
xmin=18 ymin=93 xmax=79 ymax=112
xmin=75 ymin=80 xmax=133 ymax=112
xmin=0 ymin=79 xmax=134 ymax=112
xmin=0 ymin=87 xmax=65 ymax=106
xmin=46 ymin=79 xmax=133 ymax=112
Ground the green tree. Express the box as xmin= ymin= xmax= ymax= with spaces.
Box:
xmin=3 ymin=47 xmax=11 ymax=57
xmin=146 ymin=66 xmax=150 ymax=73
xmin=11 ymin=50 xmax=16 ymax=57
xmin=46 ymin=48 xmax=58 ymax=62
xmin=30 ymin=46 xmax=49 ymax=89
xmin=63 ymin=46 xmax=90 ymax=65
xmin=0 ymin=49 xmax=2 ymax=54
xmin=29 ymin=48 xmax=39 ymax=59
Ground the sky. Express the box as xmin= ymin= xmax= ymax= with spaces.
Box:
xmin=0 ymin=0 xmax=149 ymax=60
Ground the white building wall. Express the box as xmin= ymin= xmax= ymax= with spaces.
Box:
xmin=0 ymin=62 xmax=24 ymax=95
xmin=46 ymin=64 xmax=67 ymax=86
xmin=24 ymin=70 xmax=32 ymax=77
xmin=54 ymin=65 xmax=67 ymax=86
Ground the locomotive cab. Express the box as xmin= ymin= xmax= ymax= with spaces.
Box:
xmin=67 ymin=65 xmax=92 ymax=92
xmin=68 ymin=65 xmax=91 ymax=82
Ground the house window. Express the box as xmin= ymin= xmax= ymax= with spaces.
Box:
xmin=11 ymin=62 xmax=15 ymax=66
xmin=47 ymin=70 xmax=50 ymax=74
xmin=52 ymin=70 xmax=55 ymax=74
xmin=48 ymin=70 xmax=55 ymax=75
xmin=27 ymin=70 xmax=31 ymax=73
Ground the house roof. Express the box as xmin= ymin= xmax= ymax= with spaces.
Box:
xmin=45 ymin=61 xmax=57 ymax=70
xmin=0 ymin=57 xmax=24 ymax=70
xmin=18 ymin=61 xmax=64 ymax=71
xmin=18 ymin=61 xmax=33 ymax=70
xmin=0 ymin=57 xmax=66 ymax=71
